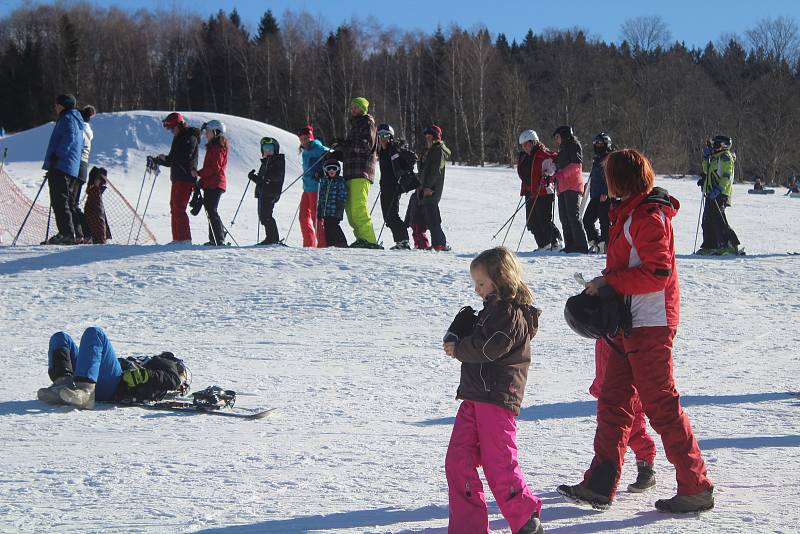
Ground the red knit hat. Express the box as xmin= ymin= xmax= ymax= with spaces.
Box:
xmin=424 ymin=124 xmax=442 ymax=141
xmin=297 ymin=125 xmax=314 ymax=140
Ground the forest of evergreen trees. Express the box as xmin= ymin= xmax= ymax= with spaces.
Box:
xmin=1 ymin=3 xmax=799 ymax=183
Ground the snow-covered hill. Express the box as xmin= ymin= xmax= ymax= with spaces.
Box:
xmin=1 ymin=112 xmax=799 ymax=533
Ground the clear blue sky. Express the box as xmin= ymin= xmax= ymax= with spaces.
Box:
xmin=3 ymin=0 xmax=800 ymax=48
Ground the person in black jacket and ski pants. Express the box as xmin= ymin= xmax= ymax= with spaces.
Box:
xmin=583 ymin=133 xmax=613 ymax=253
xmin=249 ymin=137 xmax=285 ymax=245
xmin=377 ymin=123 xmax=415 ymax=249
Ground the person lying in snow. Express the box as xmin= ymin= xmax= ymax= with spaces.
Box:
xmin=37 ymin=327 xmax=190 ymax=410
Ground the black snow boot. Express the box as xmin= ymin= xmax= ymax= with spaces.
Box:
xmin=655 ymin=486 xmax=714 ymax=513
xmin=515 ymin=512 xmax=544 ymax=534
xmin=627 ymin=460 xmax=656 ymax=493
xmin=557 ymin=483 xmax=611 ymax=510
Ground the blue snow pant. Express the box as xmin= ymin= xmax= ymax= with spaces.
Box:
xmin=48 ymin=327 xmax=122 ymax=401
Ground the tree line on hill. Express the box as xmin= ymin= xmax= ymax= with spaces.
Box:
xmin=1 ymin=4 xmax=798 ymax=184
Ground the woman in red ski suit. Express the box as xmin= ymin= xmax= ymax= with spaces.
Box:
xmin=559 ymin=148 xmax=714 ymax=514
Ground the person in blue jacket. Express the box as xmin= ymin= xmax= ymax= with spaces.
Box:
xmin=298 ymin=125 xmax=330 ymax=247
xmin=582 ymin=132 xmax=613 ymax=253
xmin=37 ymin=326 xmax=189 ymax=410
xmin=42 ymin=94 xmax=84 ymax=245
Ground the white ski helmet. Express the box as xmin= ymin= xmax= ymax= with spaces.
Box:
xmin=203 ymin=119 xmax=226 ymax=136
xmin=377 ymin=123 xmax=395 ymax=138
xmin=518 ymin=129 xmax=539 ymax=145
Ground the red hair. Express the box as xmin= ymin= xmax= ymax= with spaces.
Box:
xmin=603 ymin=148 xmax=655 ymax=198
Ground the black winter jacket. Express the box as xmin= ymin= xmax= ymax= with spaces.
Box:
xmin=555 ymin=137 xmax=582 ymax=170
xmin=115 ymin=353 xmax=185 ymax=403
xmin=157 ymin=126 xmax=201 ymax=183
xmin=252 ymin=154 xmax=285 ymax=199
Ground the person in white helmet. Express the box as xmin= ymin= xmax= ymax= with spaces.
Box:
xmin=516 ymin=129 xmax=562 ymax=250
xmin=192 ymin=119 xmax=228 ymax=245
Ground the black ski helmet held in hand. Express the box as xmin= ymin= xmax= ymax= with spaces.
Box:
xmin=564 ymin=287 xmax=631 ymax=340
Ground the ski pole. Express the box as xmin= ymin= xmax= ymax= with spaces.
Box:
xmin=492 ymin=197 xmax=525 ymax=240
xmin=280 ymin=150 xmax=333 ymax=196
xmin=12 ymin=175 xmax=48 ymax=246
xmin=44 ymin=206 xmax=52 ymax=244
xmin=515 ymin=187 xmax=542 ymax=252
xmin=134 ymin=167 xmax=159 ymax=244
xmin=282 ymin=201 xmax=302 ymax=245
xmin=221 ymin=222 xmax=239 ymax=247
xmin=230 ymin=179 xmax=251 ymax=226
xmin=128 ymin=166 xmax=150 ymax=244
xmin=692 ymin=190 xmax=705 ymax=254
xmin=369 ymin=187 xmax=381 ymax=216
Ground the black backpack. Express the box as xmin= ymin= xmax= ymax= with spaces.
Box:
xmin=394 ymin=141 xmax=420 ymax=193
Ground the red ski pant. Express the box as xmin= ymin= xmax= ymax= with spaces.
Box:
xmin=589 ymin=338 xmax=657 ymax=465
xmin=170 ymin=180 xmax=194 ymax=242
xmin=411 ymin=223 xmax=429 ymax=249
xmin=582 ymin=327 xmax=712 ymax=499
xmin=446 ymin=400 xmax=540 ymax=534
xmin=299 ymin=191 xmax=326 ymax=248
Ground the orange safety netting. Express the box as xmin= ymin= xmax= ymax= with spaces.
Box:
xmin=0 ymin=165 xmax=157 ymax=245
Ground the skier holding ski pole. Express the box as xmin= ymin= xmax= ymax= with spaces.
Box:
xmin=516 ymin=130 xmax=560 ymax=251
xmin=248 ymin=137 xmax=285 ymax=245
xmin=297 ymin=125 xmax=329 ymax=247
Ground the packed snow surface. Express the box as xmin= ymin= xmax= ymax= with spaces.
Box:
xmin=0 ymin=112 xmax=798 ymax=533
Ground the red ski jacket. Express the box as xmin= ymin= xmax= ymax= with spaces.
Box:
xmin=198 ymin=141 xmax=228 ymax=191
xmin=517 ymin=145 xmax=557 ymax=197
xmin=604 ymin=187 xmax=680 ymax=328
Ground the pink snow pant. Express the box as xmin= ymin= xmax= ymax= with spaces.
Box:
xmin=446 ymin=400 xmax=541 ymax=534
xmin=590 ymin=338 xmax=657 ymax=465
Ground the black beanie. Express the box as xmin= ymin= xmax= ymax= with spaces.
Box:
xmin=56 ymin=94 xmax=77 ymax=109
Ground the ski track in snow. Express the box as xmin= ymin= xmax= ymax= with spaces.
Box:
xmin=1 ymin=112 xmax=799 ymax=533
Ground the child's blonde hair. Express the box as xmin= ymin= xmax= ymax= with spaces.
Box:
xmin=470 ymin=247 xmax=533 ymax=305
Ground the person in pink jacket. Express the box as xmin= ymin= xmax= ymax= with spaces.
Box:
xmin=553 ymin=126 xmax=589 ymax=253
xmin=193 ymin=120 xmax=228 ymax=246
xmin=442 ymin=247 xmax=544 ymax=534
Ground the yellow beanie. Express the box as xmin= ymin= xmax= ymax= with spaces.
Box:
xmin=351 ymin=96 xmax=369 ymax=114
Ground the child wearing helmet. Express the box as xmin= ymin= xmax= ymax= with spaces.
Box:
xmin=317 ymin=158 xmax=348 ymax=247
xmin=248 ymin=137 xmax=285 ymax=245
xmin=192 ymin=120 xmax=228 ymax=245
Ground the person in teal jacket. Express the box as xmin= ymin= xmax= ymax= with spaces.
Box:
xmin=697 ymin=135 xmax=740 ymax=255
xmin=298 ymin=125 xmax=330 ymax=247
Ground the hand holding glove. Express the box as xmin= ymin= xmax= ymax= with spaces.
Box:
xmin=122 ymin=367 xmax=150 ymax=388
xmin=443 ymin=306 xmax=478 ymax=343
xmin=697 ymin=173 xmax=706 ymax=188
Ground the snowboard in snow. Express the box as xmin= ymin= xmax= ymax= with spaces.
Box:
xmin=747 ymin=189 xmax=774 ymax=194
xmin=126 ymin=400 xmax=278 ymax=420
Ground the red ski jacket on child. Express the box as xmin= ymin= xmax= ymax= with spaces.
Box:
xmin=603 ymin=187 xmax=680 ymax=328
xmin=197 ymin=141 xmax=228 ymax=191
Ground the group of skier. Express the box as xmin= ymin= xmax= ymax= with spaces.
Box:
xmin=514 ymin=128 xmax=741 ymax=256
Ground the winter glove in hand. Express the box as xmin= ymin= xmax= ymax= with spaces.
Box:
xmin=122 ymin=368 xmax=150 ymax=388
xmin=443 ymin=306 xmax=478 ymax=343
xmin=697 ymin=174 xmax=706 ymax=187
xmin=248 ymin=170 xmax=258 ymax=183
xmin=189 ymin=188 xmax=204 ymax=216
xmin=708 ymin=186 xmax=722 ymax=200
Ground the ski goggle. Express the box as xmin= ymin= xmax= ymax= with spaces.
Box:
xmin=377 ymin=131 xmax=392 ymax=139
xmin=261 ymin=143 xmax=275 ymax=152
xmin=324 ymin=163 xmax=341 ymax=173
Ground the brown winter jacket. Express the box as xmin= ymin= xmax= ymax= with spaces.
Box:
xmin=343 ymin=113 xmax=378 ymax=182
xmin=454 ymin=295 xmax=541 ymax=415
xmin=84 ymin=185 xmax=111 ymax=244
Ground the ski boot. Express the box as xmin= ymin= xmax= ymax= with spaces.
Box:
xmin=515 ymin=512 xmax=544 ymax=534
xmin=433 ymin=244 xmax=452 ymax=252
xmin=59 ymin=380 xmax=96 ymax=410
xmin=37 ymin=375 xmax=74 ymax=404
xmin=655 ymin=486 xmax=714 ymax=513
xmin=390 ymin=240 xmax=411 ymax=250
xmin=557 ymin=483 xmax=611 ymax=510
xmin=627 ymin=460 xmax=656 ymax=492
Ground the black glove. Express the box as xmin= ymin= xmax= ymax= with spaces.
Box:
xmin=189 ymin=188 xmax=204 ymax=216
xmin=248 ymin=170 xmax=258 ymax=183
xmin=330 ymin=137 xmax=345 ymax=153
xmin=443 ymin=306 xmax=478 ymax=343
xmin=697 ymin=173 xmax=705 ymax=188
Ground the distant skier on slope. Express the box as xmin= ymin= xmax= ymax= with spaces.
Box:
xmin=516 ymin=129 xmax=561 ymax=251
xmin=248 ymin=136 xmax=285 ymax=245
xmin=192 ymin=120 xmax=229 ymax=246
xmin=552 ymin=126 xmax=589 ymax=253
xmin=582 ymin=133 xmax=613 ymax=254
xmin=37 ymin=327 xmax=190 ymax=410
xmin=696 ymin=135 xmax=741 ymax=255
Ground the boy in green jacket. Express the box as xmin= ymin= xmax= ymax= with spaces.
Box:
xmin=697 ymin=135 xmax=741 ymax=255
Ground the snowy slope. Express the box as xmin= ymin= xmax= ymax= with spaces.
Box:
xmin=1 ymin=113 xmax=799 ymax=533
